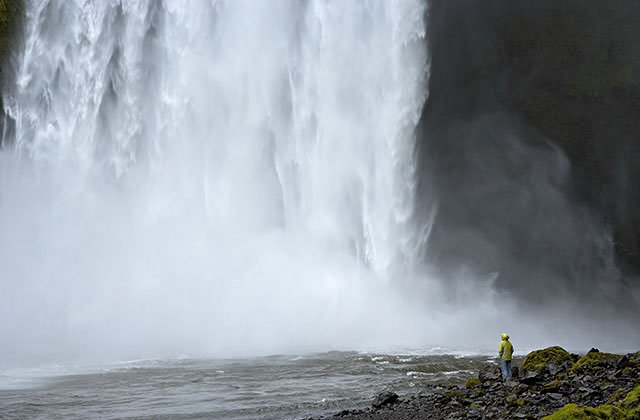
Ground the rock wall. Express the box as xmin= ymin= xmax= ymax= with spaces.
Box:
xmin=0 ymin=0 xmax=23 ymax=133
xmin=498 ymin=1 xmax=640 ymax=272
xmin=418 ymin=0 xmax=640 ymax=299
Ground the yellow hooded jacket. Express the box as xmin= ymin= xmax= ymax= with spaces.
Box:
xmin=498 ymin=334 xmax=513 ymax=361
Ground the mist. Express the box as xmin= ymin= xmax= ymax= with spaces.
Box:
xmin=1 ymin=0 xmax=639 ymax=370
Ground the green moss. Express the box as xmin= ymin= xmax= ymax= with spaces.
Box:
xmin=445 ymin=389 xmax=464 ymax=399
xmin=543 ymin=379 xmax=562 ymax=391
xmin=506 ymin=395 xmax=526 ymax=407
xmin=542 ymin=403 xmax=624 ymax=419
xmin=522 ymin=346 xmax=574 ymax=371
xmin=608 ymin=388 xmax=630 ymax=405
xmin=621 ymin=385 xmax=640 ymax=411
xmin=544 ymin=385 xmax=640 ymax=419
xmin=626 ymin=409 xmax=640 ymax=420
xmin=465 ymin=378 xmax=480 ymax=388
xmin=571 ymin=352 xmax=621 ymax=373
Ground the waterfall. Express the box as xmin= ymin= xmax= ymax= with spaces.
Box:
xmin=0 ymin=0 xmax=431 ymax=362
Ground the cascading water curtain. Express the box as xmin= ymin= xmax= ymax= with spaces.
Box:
xmin=0 ymin=0 xmax=431 ymax=361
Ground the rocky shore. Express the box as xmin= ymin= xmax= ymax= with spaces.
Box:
xmin=313 ymin=347 xmax=640 ymax=419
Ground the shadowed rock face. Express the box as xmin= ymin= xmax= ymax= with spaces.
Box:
xmin=0 ymin=1 xmax=22 ymax=85
xmin=0 ymin=0 xmax=24 ymax=82
xmin=418 ymin=0 xmax=640 ymax=302
xmin=0 ymin=0 xmax=23 ymax=145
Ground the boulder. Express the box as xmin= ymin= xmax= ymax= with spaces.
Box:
xmin=479 ymin=364 xmax=502 ymax=383
xmin=465 ymin=377 xmax=481 ymax=388
xmin=520 ymin=366 xmax=549 ymax=385
xmin=615 ymin=355 xmax=630 ymax=369
xmin=548 ymin=361 xmax=571 ymax=377
xmin=541 ymin=379 xmax=562 ymax=393
xmin=571 ymin=352 xmax=621 ymax=374
xmin=521 ymin=347 xmax=574 ymax=372
xmin=372 ymin=391 xmax=399 ymax=409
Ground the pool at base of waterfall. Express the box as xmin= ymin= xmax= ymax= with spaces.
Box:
xmin=0 ymin=349 xmax=494 ymax=419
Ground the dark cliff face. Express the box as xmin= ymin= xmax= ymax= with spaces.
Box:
xmin=0 ymin=0 xmax=23 ymax=142
xmin=0 ymin=1 xmax=22 ymax=83
xmin=418 ymin=0 xmax=640 ymax=305
xmin=500 ymin=1 xmax=640 ymax=272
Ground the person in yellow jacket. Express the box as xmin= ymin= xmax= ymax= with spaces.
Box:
xmin=498 ymin=333 xmax=514 ymax=378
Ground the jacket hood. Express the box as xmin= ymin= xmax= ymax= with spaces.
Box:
xmin=501 ymin=333 xmax=509 ymax=340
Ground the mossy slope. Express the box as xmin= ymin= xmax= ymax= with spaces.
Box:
xmin=543 ymin=385 xmax=640 ymax=420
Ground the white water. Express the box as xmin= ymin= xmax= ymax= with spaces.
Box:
xmin=0 ymin=0 xmax=442 ymax=364
xmin=3 ymin=1 xmax=637 ymax=368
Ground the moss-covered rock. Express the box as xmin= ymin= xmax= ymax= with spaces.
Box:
xmin=543 ymin=379 xmax=563 ymax=392
xmin=571 ymin=352 xmax=621 ymax=373
xmin=465 ymin=377 xmax=480 ymax=388
xmin=620 ymin=385 xmax=640 ymax=419
xmin=544 ymin=385 xmax=640 ymax=419
xmin=444 ymin=389 xmax=465 ymax=399
xmin=522 ymin=346 xmax=574 ymax=371
xmin=505 ymin=394 xmax=526 ymax=407
xmin=542 ymin=403 xmax=624 ymax=419
xmin=608 ymin=388 xmax=630 ymax=405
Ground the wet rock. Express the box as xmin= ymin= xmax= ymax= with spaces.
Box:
xmin=372 ymin=391 xmax=399 ymax=409
xmin=322 ymin=347 xmax=640 ymax=420
xmin=488 ymin=382 xmax=502 ymax=392
xmin=519 ymin=366 xmax=548 ymax=385
xmin=478 ymin=364 xmax=502 ymax=383
xmin=616 ymin=355 xmax=630 ymax=369
xmin=548 ymin=392 xmax=563 ymax=400
xmin=504 ymin=378 xmax=519 ymax=388
xmin=514 ymin=383 xmax=529 ymax=394
xmin=541 ymin=379 xmax=562 ymax=393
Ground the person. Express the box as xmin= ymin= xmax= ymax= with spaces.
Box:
xmin=498 ymin=333 xmax=514 ymax=378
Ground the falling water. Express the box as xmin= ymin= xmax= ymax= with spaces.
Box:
xmin=0 ymin=0 xmax=434 ymax=364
